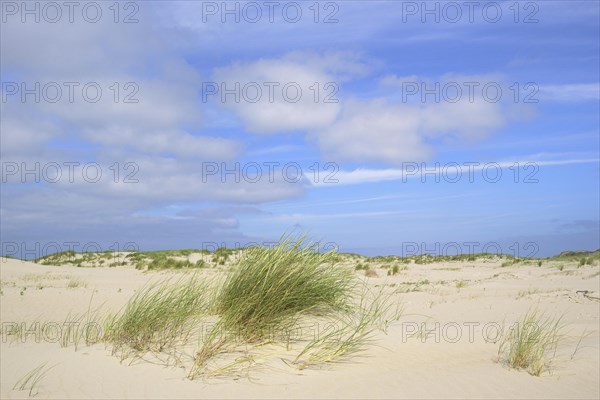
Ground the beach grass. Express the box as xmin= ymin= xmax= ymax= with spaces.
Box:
xmin=12 ymin=362 xmax=56 ymax=397
xmin=188 ymin=235 xmax=402 ymax=377
xmin=498 ymin=309 xmax=564 ymax=376
xmin=213 ymin=235 xmax=356 ymax=342
xmin=12 ymin=236 xmax=405 ymax=379
xmin=104 ymin=274 xmax=208 ymax=356
xmin=293 ymin=286 xmax=402 ymax=368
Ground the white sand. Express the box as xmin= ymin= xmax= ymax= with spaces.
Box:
xmin=1 ymin=256 xmax=598 ymax=399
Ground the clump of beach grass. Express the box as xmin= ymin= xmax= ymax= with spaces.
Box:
xmin=387 ymin=264 xmax=403 ymax=276
xmin=455 ymin=280 xmax=468 ymax=289
xmin=355 ymin=263 xmax=368 ymax=271
xmin=67 ymin=278 xmax=86 ymax=289
xmin=104 ymin=274 xmax=208 ymax=358
xmin=365 ymin=269 xmax=378 ymax=278
xmin=498 ymin=309 xmax=564 ymax=376
xmin=211 ymin=236 xmax=355 ymax=342
xmin=95 ymin=234 xmax=401 ymax=378
xmin=190 ymin=235 xmax=392 ymax=377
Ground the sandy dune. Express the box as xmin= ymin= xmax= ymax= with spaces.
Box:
xmin=1 ymin=255 xmax=598 ymax=399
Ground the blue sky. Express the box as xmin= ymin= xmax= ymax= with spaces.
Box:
xmin=1 ymin=1 xmax=599 ymax=258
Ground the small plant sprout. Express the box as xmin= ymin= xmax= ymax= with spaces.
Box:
xmin=12 ymin=362 xmax=57 ymax=397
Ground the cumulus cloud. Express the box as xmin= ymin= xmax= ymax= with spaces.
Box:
xmin=1 ymin=5 xmax=314 ymax=249
xmin=208 ymin=52 xmax=367 ymax=134
xmin=309 ymin=95 xmax=506 ymax=165
xmin=0 ymin=4 xmax=246 ymax=162
xmin=211 ymin=60 xmax=514 ymax=164
xmin=308 ymin=98 xmax=432 ymax=164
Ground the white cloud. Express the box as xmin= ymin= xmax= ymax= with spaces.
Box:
xmin=319 ymin=156 xmax=600 ymax=186
xmin=308 ymin=98 xmax=432 ymax=164
xmin=421 ymin=99 xmax=505 ymax=139
xmin=0 ymin=112 xmax=61 ymax=158
xmin=539 ymin=83 xmax=600 ymax=102
xmin=210 ymin=52 xmax=363 ymax=134
xmin=83 ymin=126 xmax=242 ymax=160
xmin=1 ymin=8 xmax=163 ymax=78
xmin=379 ymin=74 xmax=420 ymax=87
xmin=1 ymin=5 xmax=244 ymax=161
xmin=0 ymin=8 xmax=308 ymax=227
xmin=211 ymin=64 xmax=512 ymax=164
xmin=309 ymin=95 xmax=506 ymax=165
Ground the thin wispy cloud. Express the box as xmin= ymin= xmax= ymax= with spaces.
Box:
xmin=539 ymin=84 xmax=600 ymax=102
xmin=318 ymin=157 xmax=600 ymax=186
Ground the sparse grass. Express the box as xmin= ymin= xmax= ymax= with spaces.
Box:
xmin=104 ymin=275 xmax=207 ymax=356
xmin=583 ymin=270 xmax=600 ymax=279
xmin=365 ymin=269 xmax=378 ymax=278
xmin=12 ymin=362 xmax=56 ymax=397
xmin=570 ymin=330 xmax=592 ymax=360
xmin=2 ymin=295 xmax=103 ymax=350
xmin=455 ymin=280 xmax=468 ymax=289
xmin=129 ymin=251 xmax=211 ymax=270
xmin=414 ymin=255 xmax=435 ymax=265
xmin=355 ymin=263 xmax=368 ymax=271
xmin=394 ymin=279 xmax=430 ymax=293
xmin=293 ymin=287 xmax=402 ymax=369
xmin=498 ymin=309 xmax=564 ymax=376
xmin=561 ymin=269 xmax=578 ymax=276
xmin=212 ymin=247 xmax=233 ymax=265
xmin=579 ymin=257 xmax=592 ymax=267
xmin=550 ymin=250 xmax=599 ymax=264
xmin=33 ymin=250 xmax=132 ymax=268
xmin=517 ymin=288 xmax=540 ymax=298
xmin=67 ymin=278 xmax=86 ymax=289
xmin=61 ymin=312 xmax=104 ymax=350
xmin=148 ymin=258 xmax=194 ymax=270
xmin=35 ymin=250 xmax=76 ymax=265
xmin=2 ymin=322 xmax=25 ymax=341
xmin=387 ymin=265 xmax=401 ymax=276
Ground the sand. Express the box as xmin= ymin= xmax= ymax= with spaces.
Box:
xmin=1 ymin=255 xmax=598 ymax=399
